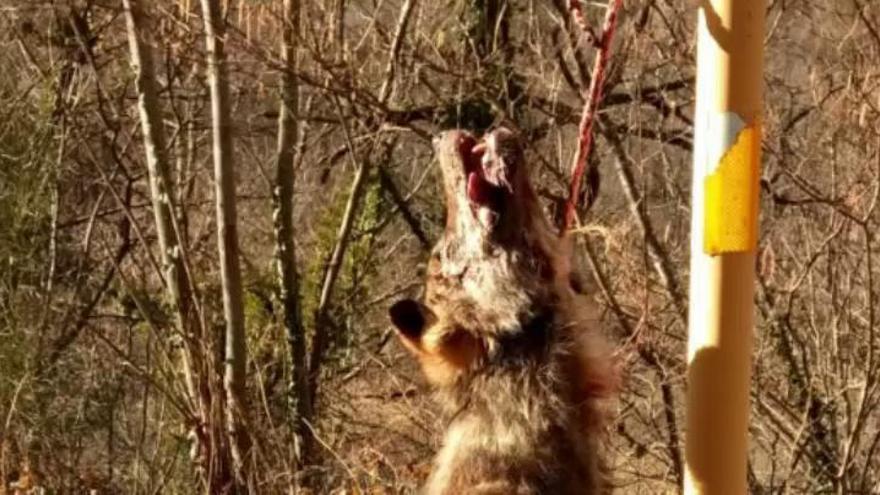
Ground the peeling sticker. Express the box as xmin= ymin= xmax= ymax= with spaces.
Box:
xmin=703 ymin=119 xmax=761 ymax=255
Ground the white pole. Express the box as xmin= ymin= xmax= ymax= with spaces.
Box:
xmin=686 ymin=1 xmax=766 ymax=494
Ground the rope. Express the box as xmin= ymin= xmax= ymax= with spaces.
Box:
xmin=561 ymin=0 xmax=624 ymax=235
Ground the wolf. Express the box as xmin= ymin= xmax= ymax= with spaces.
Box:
xmin=389 ymin=128 xmax=616 ymax=494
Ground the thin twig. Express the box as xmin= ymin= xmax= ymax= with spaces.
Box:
xmin=604 ymin=128 xmax=688 ymax=322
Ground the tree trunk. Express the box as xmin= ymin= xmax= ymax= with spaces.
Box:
xmin=199 ymin=0 xmax=250 ymax=489
xmin=308 ymin=0 xmax=417 ymax=405
xmin=273 ymin=0 xmax=313 ymax=468
xmin=309 ymin=0 xmax=397 ymax=386
xmin=121 ymin=1 xmax=222 ymax=489
xmin=309 ymin=151 xmax=369 ymax=402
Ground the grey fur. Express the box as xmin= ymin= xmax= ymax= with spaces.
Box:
xmin=392 ymin=129 xmax=615 ymax=495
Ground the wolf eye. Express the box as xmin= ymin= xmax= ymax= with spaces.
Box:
xmin=389 ymin=299 xmax=428 ymax=338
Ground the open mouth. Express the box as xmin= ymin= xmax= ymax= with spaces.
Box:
xmin=455 ymin=132 xmax=512 ymax=214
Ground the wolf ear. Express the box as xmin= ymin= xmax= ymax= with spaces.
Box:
xmin=389 ymin=299 xmax=431 ymax=339
xmin=390 ymin=299 xmax=483 ymax=385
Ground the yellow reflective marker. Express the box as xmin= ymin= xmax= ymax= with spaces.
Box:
xmin=703 ymin=122 xmax=761 ymax=255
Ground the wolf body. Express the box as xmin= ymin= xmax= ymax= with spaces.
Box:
xmin=389 ymin=129 xmax=615 ymax=494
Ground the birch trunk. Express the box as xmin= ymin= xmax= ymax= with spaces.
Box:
xmin=199 ymin=0 xmax=250 ymax=488
xmin=121 ymin=0 xmax=209 ymax=465
xmin=273 ymin=0 xmax=313 ymax=466
xmin=122 ymin=0 xmax=189 ymax=328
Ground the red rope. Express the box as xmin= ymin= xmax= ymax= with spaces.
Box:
xmin=561 ymin=0 xmax=624 ymax=235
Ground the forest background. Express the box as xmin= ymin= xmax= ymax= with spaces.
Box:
xmin=1 ymin=0 xmax=879 ymax=493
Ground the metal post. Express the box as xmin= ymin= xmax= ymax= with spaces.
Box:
xmin=686 ymin=1 xmax=766 ymax=494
